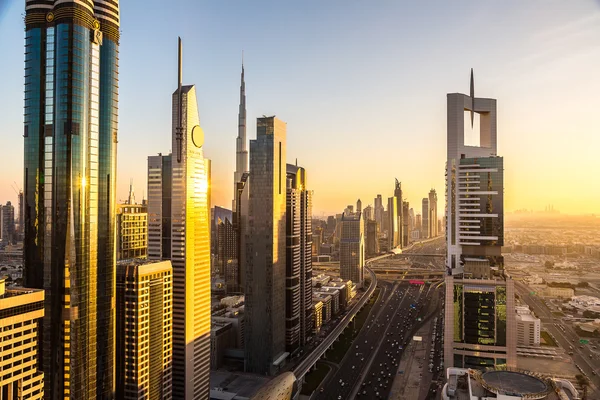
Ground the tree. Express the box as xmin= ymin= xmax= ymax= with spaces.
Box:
xmin=544 ymin=261 xmax=554 ymax=268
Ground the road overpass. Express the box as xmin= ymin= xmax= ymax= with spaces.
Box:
xmin=292 ymin=255 xmax=389 ymax=385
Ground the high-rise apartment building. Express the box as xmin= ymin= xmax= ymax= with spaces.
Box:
xmin=0 ymin=278 xmax=44 ymax=399
xmin=365 ymin=219 xmax=380 ymax=257
xmin=0 ymin=202 xmax=15 ymax=244
xmin=429 ymin=189 xmax=438 ymax=238
xmin=116 ymin=260 xmax=173 ymax=400
xmin=244 ymin=116 xmax=288 ymax=375
xmin=23 ymin=1 xmax=120 ymax=397
xmin=422 ymin=198 xmax=429 ymax=239
xmin=444 ymin=70 xmax=515 ymax=370
xmin=117 ymin=184 xmax=148 ymax=260
xmin=387 ymin=197 xmax=399 ymax=250
xmin=340 ymin=212 xmax=364 ymax=287
xmin=285 ymin=164 xmax=313 ymax=353
xmin=147 ymin=39 xmax=211 ymax=399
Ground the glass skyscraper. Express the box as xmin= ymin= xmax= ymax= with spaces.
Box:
xmin=23 ymin=1 xmax=119 ymax=398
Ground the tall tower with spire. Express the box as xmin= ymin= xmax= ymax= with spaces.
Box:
xmin=233 ymin=58 xmax=248 ymax=210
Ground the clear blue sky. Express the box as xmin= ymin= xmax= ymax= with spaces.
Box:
xmin=1 ymin=0 xmax=599 ymax=216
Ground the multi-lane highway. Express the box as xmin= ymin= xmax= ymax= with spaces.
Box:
xmin=515 ymin=281 xmax=600 ymax=396
xmin=313 ymin=281 xmax=437 ymax=400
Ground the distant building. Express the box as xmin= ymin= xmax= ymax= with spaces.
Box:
xmin=217 ymin=217 xmax=237 ymax=284
xmin=0 ymin=201 xmax=15 ymax=244
xmin=116 ymin=260 xmax=173 ymax=400
xmin=0 ymin=278 xmax=44 ymax=399
xmin=515 ymin=306 xmax=540 ymax=347
xmin=421 ymin=198 xmax=429 ymax=239
xmin=394 ymin=179 xmax=404 ymax=248
xmin=116 ymin=196 xmax=148 ymax=261
xmin=402 ymin=200 xmax=410 ymax=247
xmin=374 ymin=195 xmax=384 ymax=230
xmin=362 ymin=205 xmax=373 ymax=221
xmin=211 ymin=206 xmax=233 ymax=269
xmin=387 ymin=197 xmax=399 ymax=250
xmin=429 ymin=189 xmax=438 ymax=238
xmin=339 ymin=212 xmax=364 ymax=288
xmin=366 ymin=220 xmax=380 ymax=257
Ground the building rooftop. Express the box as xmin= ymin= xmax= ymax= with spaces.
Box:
xmin=481 ymin=370 xmax=548 ymax=396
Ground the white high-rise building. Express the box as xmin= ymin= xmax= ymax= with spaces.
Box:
xmin=147 ymin=39 xmax=211 ymax=399
xmin=444 ymin=70 xmax=516 ymax=370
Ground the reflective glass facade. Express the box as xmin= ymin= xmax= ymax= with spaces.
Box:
xmin=24 ymin=2 xmax=119 ymax=398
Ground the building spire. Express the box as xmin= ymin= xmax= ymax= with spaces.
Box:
xmin=176 ymin=37 xmax=183 ymax=163
xmin=470 ymin=68 xmax=475 ymax=128
xmin=127 ymin=178 xmax=136 ymax=205
xmin=233 ymin=53 xmax=249 ymax=209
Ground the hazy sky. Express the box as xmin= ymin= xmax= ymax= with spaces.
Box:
xmin=1 ymin=0 xmax=599 ymax=216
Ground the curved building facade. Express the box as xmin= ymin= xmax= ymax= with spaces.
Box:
xmin=23 ymin=1 xmax=119 ymax=398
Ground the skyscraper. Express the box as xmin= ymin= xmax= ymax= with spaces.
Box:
xmin=147 ymin=39 xmax=211 ymax=399
xmin=444 ymin=70 xmax=515 ymax=370
xmin=356 ymin=198 xmax=362 ymax=214
xmin=374 ymin=194 xmax=384 ymax=229
xmin=0 ymin=278 xmax=45 ymax=399
xmin=0 ymin=202 xmax=15 ymax=244
xmin=233 ymin=60 xmax=248 ymax=210
xmin=394 ymin=179 xmax=404 ymax=248
xmin=116 ymin=260 xmax=173 ymax=400
xmin=402 ymin=200 xmax=409 ymax=247
xmin=23 ymin=1 xmax=120 ymax=397
xmin=244 ymin=116 xmax=288 ymax=375
xmin=285 ymin=164 xmax=314 ymax=353
xmin=422 ymin=198 xmax=429 ymax=239
xmin=365 ymin=219 xmax=380 ymax=257
xmin=429 ymin=189 xmax=438 ymax=238
xmin=387 ymin=197 xmax=399 ymax=250
xmin=340 ymin=211 xmax=364 ymax=287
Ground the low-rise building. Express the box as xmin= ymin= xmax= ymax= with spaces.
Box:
xmin=313 ymin=293 xmax=332 ymax=323
xmin=442 ymin=367 xmax=579 ymax=400
xmin=515 ymin=306 xmax=541 ymax=346
xmin=315 ymin=287 xmax=340 ymax=315
xmin=210 ymin=321 xmax=235 ymax=369
xmin=313 ymin=300 xmax=323 ymax=334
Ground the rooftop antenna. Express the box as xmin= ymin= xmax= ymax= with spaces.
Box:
xmin=176 ymin=37 xmax=183 ymax=163
xmin=470 ymin=68 xmax=475 ymax=128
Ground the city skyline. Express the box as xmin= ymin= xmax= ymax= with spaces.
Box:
xmin=1 ymin=1 xmax=599 ymax=215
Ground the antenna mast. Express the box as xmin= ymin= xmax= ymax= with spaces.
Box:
xmin=176 ymin=37 xmax=183 ymax=162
